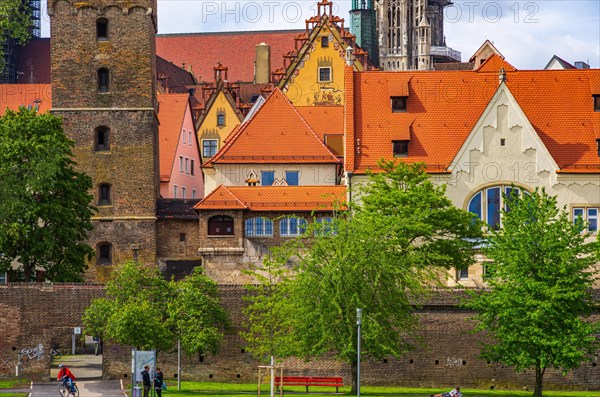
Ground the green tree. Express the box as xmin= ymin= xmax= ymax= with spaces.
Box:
xmin=0 ymin=0 xmax=32 ymax=73
xmin=243 ymin=160 xmax=482 ymax=393
xmin=83 ymin=261 xmax=229 ymax=354
xmin=465 ymin=188 xmax=599 ymax=397
xmin=0 ymin=108 xmax=95 ymax=281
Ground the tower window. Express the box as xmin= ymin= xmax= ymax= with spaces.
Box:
xmin=96 ymin=18 xmax=108 ymax=40
xmin=98 ymin=183 xmax=112 ymax=205
xmin=95 ymin=126 xmax=110 ymax=151
xmin=594 ymin=95 xmax=600 ymax=111
xmin=393 ymin=140 xmax=409 ymax=157
xmin=98 ymin=68 xmax=110 ymax=92
xmin=97 ymin=242 xmax=112 ymax=265
xmin=217 ymin=113 xmax=225 ymax=126
xmin=321 ymin=36 xmax=329 ymax=48
xmin=318 ymin=67 xmax=332 ymax=82
xmin=391 ymin=96 xmax=407 ymax=112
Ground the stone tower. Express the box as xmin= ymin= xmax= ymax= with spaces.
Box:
xmin=48 ymin=0 xmax=159 ymax=280
xmin=350 ymin=0 xmax=379 ymax=67
xmin=376 ymin=0 xmax=460 ymax=70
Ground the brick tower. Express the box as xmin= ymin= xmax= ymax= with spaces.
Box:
xmin=48 ymin=0 xmax=159 ymax=280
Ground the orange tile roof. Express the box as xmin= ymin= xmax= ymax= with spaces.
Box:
xmin=0 ymin=84 xmax=52 ymax=116
xmin=194 ymin=185 xmax=346 ymax=211
xmin=209 ymin=88 xmax=340 ymax=164
xmin=157 ymin=93 xmax=190 ymax=181
xmin=296 ymin=106 xmax=344 ymax=140
xmin=476 ymin=53 xmax=517 ymax=72
xmin=351 ymin=68 xmax=600 ymax=174
xmin=156 ymin=30 xmax=301 ymax=83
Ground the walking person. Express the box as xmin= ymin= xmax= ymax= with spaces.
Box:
xmin=141 ymin=365 xmax=151 ymax=397
xmin=154 ymin=367 xmax=164 ymax=397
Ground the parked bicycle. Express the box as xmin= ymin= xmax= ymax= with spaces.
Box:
xmin=58 ymin=377 xmax=79 ymax=397
xmin=50 ymin=344 xmax=63 ymax=360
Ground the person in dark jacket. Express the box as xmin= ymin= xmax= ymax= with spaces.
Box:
xmin=141 ymin=365 xmax=151 ymax=397
xmin=154 ymin=367 xmax=164 ymax=397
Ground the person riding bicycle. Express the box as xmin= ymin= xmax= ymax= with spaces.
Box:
xmin=57 ymin=364 xmax=76 ymax=393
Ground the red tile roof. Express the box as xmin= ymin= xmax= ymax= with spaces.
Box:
xmin=209 ymin=88 xmax=340 ymax=164
xmin=156 ymin=30 xmax=301 ymax=83
xmin=194 ymin=185 xmax=346 ymax=211
xmin=351 ymin=68 xmax=600 ymax=174
xmin=476 ymin=53 xmax=517 ymax=73
xmin=0 ymin=84 xmax=52 ymax=116
xmin=157 ymin=93 xmax=190 ymax=181
xmin=296 ymin=106 xmax=344 ymax=140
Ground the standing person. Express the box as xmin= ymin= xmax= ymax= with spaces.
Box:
xmin=141 ymin=365 xmax=151 ymax=397
xmin=154 ymin=367 xmax=164 ymax=397
xmin=93 ymin=336 xmax=100 ymax=356
xmin=57 ymin=364 xmax=76 ymax=393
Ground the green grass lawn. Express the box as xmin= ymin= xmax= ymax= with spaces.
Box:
xmin=0 ymin=380 xmax=28 ymax=390
xmin=142 ymin=381 xmax=599 ymax=397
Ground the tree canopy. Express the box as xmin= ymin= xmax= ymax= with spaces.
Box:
xmin=0 ymin=108 xmax=95 ymax=281
xmin=465 ymin=188 xmax=599 ymax=397
xmin=83 ymin=261 xmax=230 ymax=354
xmin=242 ymin=160 xmax=482 ymax=393
xmin=0 ymin=0 xmax=32 ymax=74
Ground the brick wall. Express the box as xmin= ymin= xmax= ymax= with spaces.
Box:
xmin=2 ymin=284 xmax=597 ymax=389
xmin=0 ymin=284 xmax=105 ymax=380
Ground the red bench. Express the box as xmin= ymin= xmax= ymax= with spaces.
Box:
xmin=275 ymin=376 xmax=343 ymax=393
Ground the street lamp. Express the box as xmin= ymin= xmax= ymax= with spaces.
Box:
xmin=356 ymin=308 xmax=362 ymax=397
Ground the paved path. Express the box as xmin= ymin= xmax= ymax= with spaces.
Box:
xmin=50 ymin=355 xmax=102 ymax=380
xmin=28 ymin=380 xmax=124 ymax=397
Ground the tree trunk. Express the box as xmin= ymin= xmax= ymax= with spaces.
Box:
xmin=23 ymin=264 xmax=32 ymax=282
xmin=350 ymin=358 xmax=357 ymax=395
xmin=533 ymin=367 xmax=545 ymax=397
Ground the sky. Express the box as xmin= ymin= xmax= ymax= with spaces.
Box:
xmin=39 ymin=0 xmax=600 ymax=69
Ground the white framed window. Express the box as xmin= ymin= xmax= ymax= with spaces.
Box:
xmin=573 ymin=206 xmax=599 ymax=233
xmin=179 ymin=156 xmax=183 ymax=172
xmin=280 ymin=217 xmax=307 ymax=237
xmin=185 ymin=158 xmax=189 ymax=174
xmin=314 ymin=216 xmax=336 ymax=236
xmin=245 ymin=217 xmax=273 ymax=237
xmin=318 ymin=67 xmax=332 ymax=82
xmin=190 ymin=159 xmax=195 ymax=175
xmin=188 ymin=131 xmax=192 ymax=145
xmin=182 ymin=129 xmax=186 ymax=143
xmin=192 ymin=189 xmax=197 ymax=199
xmin=467 ymin=185 xmax=529 ymax=230
xmin=203 ymin=139 xmax=218 ymax=158
xmin=457 ymin=267 xmax=468 ymax=280
xmin=173 ymin=185 xmax=178 ymax=198
xmin=182 ymin=187 xmax=187 ymax=199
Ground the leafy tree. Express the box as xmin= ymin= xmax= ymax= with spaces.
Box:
xmin=465 ymin=188 xmax=599 ymax=397
xmin=83 ymin=261 xmax=230 ymax=354
xmin=0 ymin=108 xmax=95 ymax=281
xmin=0 ymin=0 xmax=32 ymax=73
xmin=243 ymin=160 xmax=482 ymax=393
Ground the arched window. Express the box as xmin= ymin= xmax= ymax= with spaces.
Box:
xmin=467 ymin=185 xmax=529 ymax=229
xmin=245 ymin=217 xmax=273 ymax=237
xmin=280 ymin=217 xmax=307 ymax=237
xmin=95 ymin=126 xmax=110 ymax=151
xmin=96 ymin=18 xmax=108 ymax=40
xmin=208 ymin=215 xmax=234 ymax=236
xmin=98 ymin=68 xmax=109 ymax=92
xmin=98 ymin=183 xmax=111 ymax=206
xmin=314 ymin=216 xmax=335 ymax=236
xmin=97 ymin=242 xmax=112 ymax=265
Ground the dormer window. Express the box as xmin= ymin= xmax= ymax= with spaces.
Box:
xmin=594 ymin=95 xmax=600 ymax=112
xmin=97 ymin=18 xmax=108 ymax=40
xmin=98 ymin=68 xmax=109 ymax=92
xmin=391 ymin=96 xmax=407 ymax=112
xmin=597 ymin=139 xmax=600 ymax=157
xmin=393 ymin=140 xmax=409 ymax=157
xmin=321 ymin=36 xmax=329 ymax=48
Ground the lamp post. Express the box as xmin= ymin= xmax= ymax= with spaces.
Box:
xmin=356 ymin=308 xmax=362 ymax=397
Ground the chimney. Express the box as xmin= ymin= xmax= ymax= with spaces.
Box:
xmin=498 ymin=67 xmax=506 ymax=84
xmin=255 ymin=43 xmax=271 ymax=84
